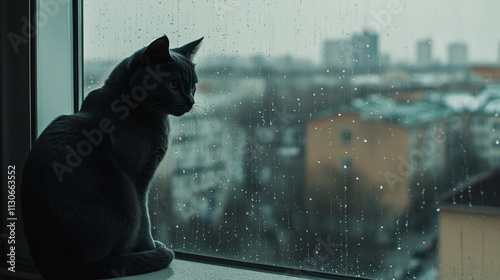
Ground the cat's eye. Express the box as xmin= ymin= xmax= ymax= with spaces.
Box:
xmin=167 ymin=81 xmax=179 ymax=90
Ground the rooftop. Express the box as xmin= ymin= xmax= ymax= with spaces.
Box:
xmin=439 ymin=168 xmax=500 ymax=209
xmin=313 ymin=85 xmax=500 ymax=125
xmin=314 ymin=94 xmax=455 ymax=127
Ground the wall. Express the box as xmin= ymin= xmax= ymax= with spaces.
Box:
xmin=439 ymin=208 xmax=500 ymax=280
xmin=305 ymin=112 xmax=410 ymax=230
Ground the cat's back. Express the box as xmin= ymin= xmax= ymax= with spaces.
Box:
xmin=26 ymin=112 xmax=98 ymax=165
xmin=22 ymin=112 xmax=114 ymax=191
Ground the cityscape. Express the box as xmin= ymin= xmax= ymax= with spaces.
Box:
xmin=85 ymin=31 xmax=500 ymax=279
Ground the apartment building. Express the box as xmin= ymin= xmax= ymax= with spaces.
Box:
xmin=438 ymin=169 xmax=500 ymax=280
xmin=305 ymin=94 xmax=456 ymax=238
xmin=469 ymin=86 xmax=500 ymax=167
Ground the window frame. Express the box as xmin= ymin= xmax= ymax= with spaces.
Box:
xmin=1 ymin=0 xmax=366 ymax=279
xmin=1 ymin=0 xmax=38 ymax=275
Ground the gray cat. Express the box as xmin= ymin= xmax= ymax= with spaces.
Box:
xmin=21 ymin=35 xmax=202 ymax=279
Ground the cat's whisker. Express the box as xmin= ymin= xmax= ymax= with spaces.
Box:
xmin=189 ymin=106 xmax=210 ymax=132
xmin=138 ymin=103 xmax=170 ymax=126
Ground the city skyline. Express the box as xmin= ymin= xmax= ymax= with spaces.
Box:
xmin=85 ymin=0 xmax=500 ymax=65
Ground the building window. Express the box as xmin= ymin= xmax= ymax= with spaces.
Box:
xmin=476 ymin=117 xmax=486 ymax=126
xmin=341 ymin=129 xmax=352 ymax=145
xmin=493 ymin=122 xmax=500 ymax=131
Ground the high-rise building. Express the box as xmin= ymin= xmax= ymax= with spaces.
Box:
xmin=323 ymin=31 xmax=380 ymax=71
xmin=417 ymin=39 xmax=432 ymax=68
xmin=351 ymin=30 xmax=379 ymax=70
xmin=323 ymin=39 xmax=353 ymax=69
xmin=448 ymin=42 xmax=468 ymax=66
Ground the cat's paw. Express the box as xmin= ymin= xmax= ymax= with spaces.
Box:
xmin=165 ymin=247 xmax=175 ymax=260
xmin=154 ymin=240 xmax=175 ymax=263
xmin=154 ymin=240 xmax=175 ymax=262
xmin=154 ymin=240 xmax=167 ymax=249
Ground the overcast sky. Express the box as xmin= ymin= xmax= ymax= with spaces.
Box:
xmin=84 ymin=0 xmax=500 ymax=65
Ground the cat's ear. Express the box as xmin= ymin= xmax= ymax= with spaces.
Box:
xmin=171 ymin=37 xmax=204 ymax=60
xmin=141 ymin=35 xmax=174 ymax=65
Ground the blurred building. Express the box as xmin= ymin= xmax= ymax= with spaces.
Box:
xmin=166 ymin=115 xmax=246 ymax=224
xmin=351 ymin=30 xmax=379 ymax=70
xmin=156 ymin=76 xmax=267 ymax=226
xmin=470 ymin=66 xmax=500 ymax=85
xmin=323 ymin=39 xmax=353 ymax=70
xmin=379 ymin=53 xmax=390 ymax=68
xmin=322 ymin=30 xmax=379 ymax=72
xmin=305 ymin=95 xmax=457 ymax=239
xmin=448 ymin=42 xmax=468 ymax=66
xmin=417 ymin=39 xmax=433 ymax=68
xmin=438 ymin=169 xmax=500 ymax=280
xmin=469 ymin=86 xmax=500 ymax=168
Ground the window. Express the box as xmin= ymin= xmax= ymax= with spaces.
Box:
xmin=80 ymin=0 xmax=500 ymax=279
xmin=36 ymin=0 xmax=76 ymax=134
xmin=341 ymin=129 xmax=352 ymax=145
xmin=494 ymin=122 xmax=500 ymax=131
xmin=476 ymin=117 xmax=486 ymax=126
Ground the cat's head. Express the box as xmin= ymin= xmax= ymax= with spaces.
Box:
xmin=128 ymin=35 xmax=203 ymax=117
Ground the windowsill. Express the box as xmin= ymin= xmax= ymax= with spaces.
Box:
xmin=106 ymin=259 xmax=322 ymax=280
xmin=1 ymin=259 xmax=332 ymax=280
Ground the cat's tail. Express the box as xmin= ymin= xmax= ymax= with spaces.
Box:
xmin=85 ymin=245 xmax=175 ymax=279
xmin=38 ymin=246 xmax=174 ymax=280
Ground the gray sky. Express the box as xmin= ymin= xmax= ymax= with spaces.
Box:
xmin=84 ymin=0 xmax=500 ymax=65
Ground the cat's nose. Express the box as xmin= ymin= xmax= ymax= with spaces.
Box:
xmin=186 ymin=94 xmax=194 ymax=108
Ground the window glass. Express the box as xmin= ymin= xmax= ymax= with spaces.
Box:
xmin=84 ymin=1 xmax=500 ymax=278
xmin=37 ymin=0 xmax=74 ymax=134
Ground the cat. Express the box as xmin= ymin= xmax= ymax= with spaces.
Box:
xmin=21 ymin=35 xmax=202 ymax=279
